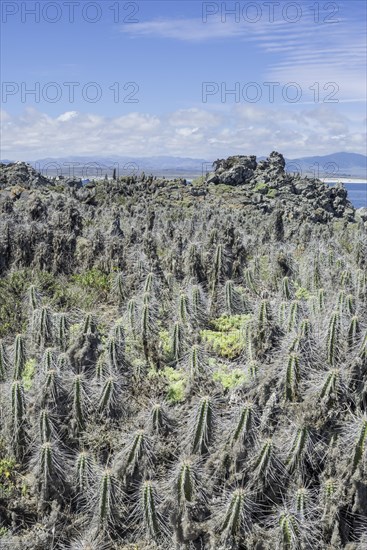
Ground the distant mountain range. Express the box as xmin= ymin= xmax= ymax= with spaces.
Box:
xmin=1 ymin=152 xmax=366 ymax=179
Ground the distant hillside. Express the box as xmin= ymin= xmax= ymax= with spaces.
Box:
xmin=285 ymin=152 xmax=367 ymax=178
xmin=1 ymin=152 xmax=366 ymax=179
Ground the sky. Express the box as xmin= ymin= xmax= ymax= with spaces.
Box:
xmin=0 ymin=0 xmax=366 ymax=160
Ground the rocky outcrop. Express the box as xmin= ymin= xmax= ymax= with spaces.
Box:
xmin=206 ymin=151 xmax=355 ymax=222
xmin=0 ymin=162 xmax=54 ymax=189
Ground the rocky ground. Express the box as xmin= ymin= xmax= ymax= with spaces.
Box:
xmin=0 ymin=153 xmax=366 ymax=549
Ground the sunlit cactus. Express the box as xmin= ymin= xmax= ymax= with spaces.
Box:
xmin=117 ymin=429 xmax=152 ymax=479
xmin=326 ymin=311 xmax=341 ymax=366
xmin=286 ymin=425 xmax=311 ymax=474
xmin=39 ymin=408 xmax=53 ymax=443
xmin=244 ymin=267 xmax=257 ymax=294
xmin=13 ymin=334 xmax=26 ymax=380
xmin=93 ymin=467 xmax=121 ymax=532
xmin=344 ymin=414 xmax=367 ymax=475
xmin=287 ymin=300 xmax=300 ymax=332
xmin=0 ymin=339 xmax=9 ymax=381
xmin=41 ymin=347 xmax=57 ymax=372
xmin=190 ymin=284 xmax=207 ymax=324
xmin=170 ymin=321 xmax=185 ymax=362
xmin=139 ymin=480 xmax=166 ymax=540
xmin=258 ymin=299 xmax=272 ymax=331
xmin=70 ymin=373 xmax=88 ymax=431
xmin=27 ymin=284 xmax=41 ymax=311
xmin=127 ymin=298 xmax=138 ymax=338
xmin=33 ymin=440 xmax=65 ymax=498
xmin=98 ymin=375 xmax=121 ymax=417
xmin=281 ymin=276 xmax=292 ymax=300
xmin=252 ymin=438 xmax=278 ymax=483
xmin=284 ymin=353 xmax=300 ymax=402
xmin=81 ymin=313 xmax=97 ymax=335
xmin=174 ymin=457 xmax=202 ymax=509
xmin=10 ymin=380 xmax=27 ymax=457
xmin=190 ymin=396 xmax=215 ymax=455
xmin=217 ymin=488 xmax=253 ymax=543
xmin=347 ymin=316 xmax=360 ymax=350
xmin=177 ymin=292 xmax=190 ymax=325
xmin=111 ymin=271 xmax=125 ymax=303
xmin=224 ymin=280 xmax=243 ymax=315
xmin=148 ymin=402 xmax=170 ymax=435
xmin=55 ymin=312 xmax=70 ymax=351
xmin=277 ymin=508 xmax=302 ymax=549
xmin=230 ymin=401 xmax=257 ymax=450
xmin=31 ymin=305 xmax=53 ymax=348
xmin=74 ymin=450 xmax=95 ymax=494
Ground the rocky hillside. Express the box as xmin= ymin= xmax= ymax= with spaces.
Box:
xmin=0 ymin=153 xmax=366 ymax=550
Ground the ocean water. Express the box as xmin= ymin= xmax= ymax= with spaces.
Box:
xmin=330 ymin=183 xmax=367 ymax=209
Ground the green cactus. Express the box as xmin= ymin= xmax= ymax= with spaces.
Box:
xmin=218 ymin=488 xmax=252 ymax=542
xmin=190 ymin=396 xmax=214 ymax=455
xmin=13 ymin=334 xmax=26 ymax=380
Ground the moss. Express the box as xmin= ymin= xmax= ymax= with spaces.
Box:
xmin=159 ymin=330 xmax=170 ymax=355
xmin=72 ymin=268 xmax=111 ymax=294
xmin=267 ymin=188 xmax=278 ymax=198
xmin=254 ymin=182 xmax=268 ymax=192
xmin=213 ymin=364 xmax=247 ymax=389
xmin=201 ymin=314 xmax=251 ymax=359
xmin=22 ymin=358 xmax=36 ymax=390
xmin=295 ymin=286 xmax=311 ymax=300
xmin=162 ymin=367 xmax=186 ymax=403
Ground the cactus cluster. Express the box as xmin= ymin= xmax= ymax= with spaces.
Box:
xmin=0 ymin=176 xmax=366 ymax=550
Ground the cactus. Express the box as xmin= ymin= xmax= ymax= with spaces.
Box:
xmin=258 ymin=299 xmax=272 ymax=331
xmin=55 ymin=312 xmax=70 ymax=351
xmin=170 ymin=321 xmax=185 ymax=362
xmin=98 ymin=376 xmax=120 ymax=416
xmin=149 ymin=402 xmax=169 ymax=435
xmin=190 ymin=284 xmax=207 ymax=324
xmin=71 ymin=374 xmax=88 ymax=431
xmin=13 ymin=334 xmax=26 ymax=380
xmin=244 ymin=267 xmax=257 ymax=294
xmin=178 ymin=292 xmax=190 ymax=325
xmin=218 ymin=488 xmax=253 ymax=542
xmin=350 ymin=415 xmax=367 ymax=475
xmin=41 ymin=367 xmax=62 ymax=406
xmin=10 ymin=380 xmax=26 ymax=457
xmin=75 ymin=450 xmax=94 ymax=494
xmin=175 ymin=457 xmax=201 ymax=509
xmin=95 ymin=468 xmax=119 ymax=530
xmin=347 ymin=316 xmax=360 ymax=349
xmin=81 ymin=313 xmax=97 ymax=336
xmin=286 ymin=425 xmax=310 ymax=473
xmin=112 ymin=271 xmax=125 ymax=303
xmin=118 ymin=429 xmax=152 ymax=479
xmin=105 ymin=335 xmax=124 ymax=371
xmin=326 ymin=311 xmax=341 ymax=366
xmin=224 ymin=280 xmax=242 ymax=315
xmin=32 ymin=306 xmax=53 ymax=348
xmin=127 ymin=298 xmax=138 ymax=338
xmin=287 ymin=300 xmax=300 ymax=332
xmin=35 ymin=440 xmax=64 ymax=497
xmin=282 ymin=276 xmax=291 ymax=300
xmin=319 ymin=368 xmax=342 ymax=402
xmin=278 ymin=509 xmax=301 ymax=549
xmin=140 ymin=480 xmax=165 ymax=539
xmin=39 ymin=408 xmax=53 ymax=443
xmin=284 ymin=353 xmax=300 ymax=402
xmin=190 ymin=396 xmax=214 ymax=455
xmin=27 ymin=284 xmax=41 ymax=311
xmin=252 ymin=438 xmax=277 ymax=482
xmin=231 ymin=402 xmax=257 ymax=450
xmin=0 ymin=339 xmax=9 ymax=381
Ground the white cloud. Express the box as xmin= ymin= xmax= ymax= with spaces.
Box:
xmin=1 ymin=105 xmax=365 ymax=160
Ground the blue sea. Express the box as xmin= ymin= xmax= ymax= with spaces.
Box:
xmin=330 ymin=183 xmax=367 ymax=209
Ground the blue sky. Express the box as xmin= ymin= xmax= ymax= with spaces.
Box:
xmin=1 ymin=0 xmax=366 ymax=159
